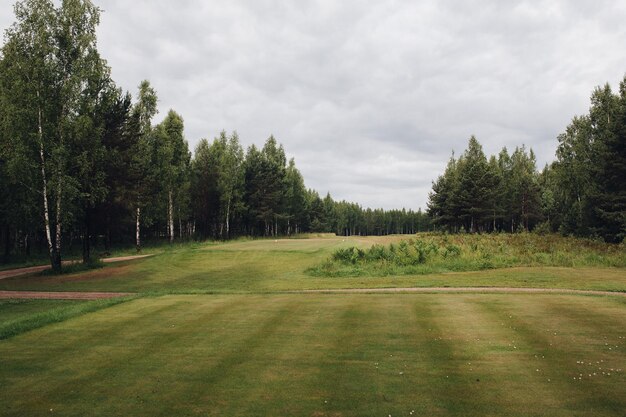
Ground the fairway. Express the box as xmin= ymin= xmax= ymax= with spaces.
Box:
xmin=1 ymin=293 xmax=625 ymax=416
xmin=1 ymin=236 xmax=625 ymax=293
xmin=0 ymin=236 xmax=625 ymax=416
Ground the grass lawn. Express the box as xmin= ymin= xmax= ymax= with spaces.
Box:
xmin=0 ymin=235 xmax=625 ymax=293
xmin=1 ymin=293 xmax=624 ymax=416
xmin=0 ymin=299 xmax=89 ymax=324
xmin=1 ymin=235 xmax=625 ymax=416
xmin=0 ymin=298 xmax=133 ymax=340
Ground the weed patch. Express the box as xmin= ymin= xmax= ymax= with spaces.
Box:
xmin=308 ymin=233 xmax=626 ymax=277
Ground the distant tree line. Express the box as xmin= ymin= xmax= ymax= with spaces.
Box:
xmin=0 ymin=0 xmax=429 ymax=270
xmin=428 ymin=76 xmax=625 ymax=243
xmin=191 ymin=132 xmax=431 ymax=240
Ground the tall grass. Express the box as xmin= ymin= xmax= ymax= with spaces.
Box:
xmin=307 ymin=233 xmax=626 ymax=277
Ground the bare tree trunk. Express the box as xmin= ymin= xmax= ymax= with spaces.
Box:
xmin=225 ymin=198 xmax=231 ymax=239
xmin=50 ymin=175 xmax=62 ymax=271
xmin=179 ymin=212 xmax=183 ymax=240
xmin=136 ymin=206 xmax=141 ymax=253
xmin=168 ymin=189 xmax=174 ymax=243
xmin=38 ymin=100 xmax=55 ymax=269
xmin=82 ymin=211 xmax=90 ymax=264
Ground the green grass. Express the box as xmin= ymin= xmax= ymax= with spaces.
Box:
xmin=0 ymin=297 xmax=135 ymax=340
xmin=309 ymin=233 xmax=626 ymax=277
xmin=0 ymin=294 xmax=624 ymax=416
xmin=1 ymin=234 xmax=624 ymax=293
xmin=0 ymin=233 xmax=340 ymax=272
xmin=1 ymin=235 xmax=625 ymax=415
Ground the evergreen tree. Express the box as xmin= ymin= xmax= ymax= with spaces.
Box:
xmin=456 ymin=136 xmax=493 ymax=232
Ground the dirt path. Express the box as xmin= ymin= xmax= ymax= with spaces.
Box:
xmin=296 ymin=287 xmax=626 ymax=297
xmin=0 ymin=255 xmax=152 ymax=280
xmin=1 ymin=286 xmax=624 ymax=300
xmin=0 ymin=290 xmax=134 ymax=300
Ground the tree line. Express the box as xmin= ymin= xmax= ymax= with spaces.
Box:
xmin=428 ymin=76 xmax=625 ymax=243
xmin=0 ymin=0 xmax=429 ymax=270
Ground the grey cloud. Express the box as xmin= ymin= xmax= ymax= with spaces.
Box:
xmin=2 ymin=0 xmax=625 ymax=209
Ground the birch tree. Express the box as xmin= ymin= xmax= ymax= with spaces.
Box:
xmin=154 ymin=110 xmax=189 ymax=243
xmin=217 ymin=132 xmax=244 ymax=239
xmin=130 ymin=80 xmax=158 ymax=252
xmin=1 ymin=0 xmax=63 ymax=270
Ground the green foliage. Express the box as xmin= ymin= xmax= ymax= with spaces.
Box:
xmin=428 ymin=137 xmax=542 ymax=234
xmin=310 ymin=233 xmax=626 ymax=277
xmin=551 ymin=78 xmax=626 ymax=242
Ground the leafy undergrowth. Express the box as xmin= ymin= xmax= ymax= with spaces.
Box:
xmin=307 ymin=233 xmax=626 ymax=277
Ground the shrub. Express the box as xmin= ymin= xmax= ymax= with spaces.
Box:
xmin=312 ymin=233 xmax=625 ymax=277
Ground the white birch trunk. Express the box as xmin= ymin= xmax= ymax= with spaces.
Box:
xmin=225 ymin=197 xmax=231 ymax=239
xmin=37 ymin=99 xmax=53 ymax=260
xmin=55 ymin=175 xmax=62 ymax=255
xmin=179 ymin=213 xmax=182 ymax=239
xmin=168 ymin=189 xmax=174 ymax=243
xmin=136 ymin=206 xmax=141 ymax=252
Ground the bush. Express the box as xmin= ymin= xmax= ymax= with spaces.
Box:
xmin=311 ymin=233 xmax=626 ymax=277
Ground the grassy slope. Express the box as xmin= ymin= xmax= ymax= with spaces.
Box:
xmin=1 ymin=235 xmax=624 ymax=293
xmin=0 ymin=294 xmax=624 ymax=417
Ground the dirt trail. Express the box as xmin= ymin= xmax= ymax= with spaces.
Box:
xmin=1 ymin=286 xmax=624 ymax=300
xmin=0 ymin=290 xmax=134 ymax=300
xmin=0 ymin=255 xmax=152 ymax=280
xmin=296 ymin=287 xmax=626 ymax=297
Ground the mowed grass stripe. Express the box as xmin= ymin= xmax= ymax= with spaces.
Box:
xmin=176 ymin=296 xmax=307 ymax=416
xmin=409 ymin=297 xmax=489 ymax=415
xmin=310 ymin=295 xmax=394 ymax=416
xmin=447 ymin=295 xmax=587 ymax=415
xmin=305 ymin=295 xmax=470 ymax=416
xmin=85 ymin=295 xmax=309 ymax=417
xmin=0 ymin=296 xmax=243 ymax=416
xmin=198 ymin=295 xmax=352 ymax=416
xmin=478 ymin=295 xmax=626 ymax=416
xmin=1 ymin=294 xmax=625 ymax=416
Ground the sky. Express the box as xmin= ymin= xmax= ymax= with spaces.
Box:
xmin=2 ymin=0 xmax=626 ymax=210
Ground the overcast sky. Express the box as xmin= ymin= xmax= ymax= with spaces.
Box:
xmin=2 ymin=1 xmax=626 ymax=210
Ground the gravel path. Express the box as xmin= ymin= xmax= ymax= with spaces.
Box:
xmin=1 ymin=286 xmax=624 ymax=300
xmin=0 ymin=290 xmax=134 ymax=300
xmin=296 ymin=287 xmax=626 ymax=297
xmin=0 ymin=255 xmax=152 ymax=280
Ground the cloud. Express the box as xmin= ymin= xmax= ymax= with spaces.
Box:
xmin=2 ymin=0 xmax=625 ymax=209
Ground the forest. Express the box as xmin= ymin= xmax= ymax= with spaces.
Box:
xmin=0 ymin=0 xmax=624 ymax=272
xmin=427 ymin=81 xmax=626 ymax=243
xmin=0 ymin=0 xmax=430 ymax=270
